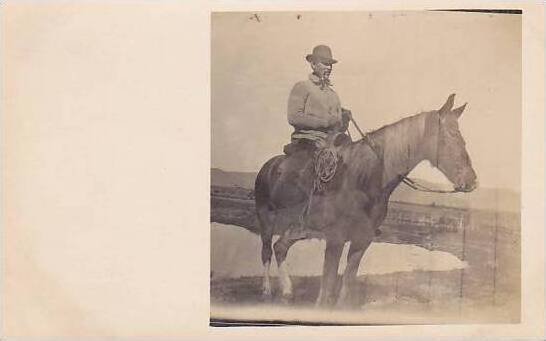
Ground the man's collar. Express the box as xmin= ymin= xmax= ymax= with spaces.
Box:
xmin=308 ymin=73 xmax=332 ymax=88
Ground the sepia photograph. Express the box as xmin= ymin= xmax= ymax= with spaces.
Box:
xmin=211 ymin=10 xmax=522 ymax=326
xmin=2 ymin=1 xmax=543 ymax=338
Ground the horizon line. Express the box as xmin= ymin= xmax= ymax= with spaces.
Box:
xmin=210 ymin=167 xmax=521 ymax=193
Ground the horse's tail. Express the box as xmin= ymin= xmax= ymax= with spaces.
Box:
xmin=255 ymin=155 xmax=283 ymax=265
xmin=254 ymin=155 xmax=283 ymax=210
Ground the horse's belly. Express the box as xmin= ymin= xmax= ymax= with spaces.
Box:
xmin=271 ymin=204 xmax=306 ymax=228
xmin=270 ymin=203 xmax=330 ymax=236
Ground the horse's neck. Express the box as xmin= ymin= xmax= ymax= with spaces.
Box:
xmin=370 ymin=112 xmax=434 ymax=190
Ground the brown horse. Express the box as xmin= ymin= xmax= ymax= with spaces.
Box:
xmin=254 ymin=94 xmax=478 ymax=307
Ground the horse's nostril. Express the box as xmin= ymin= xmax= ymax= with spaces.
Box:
xmin=455 ymin=182 xmax=476 ymax=192
xmin=465 ymin=181 xmax=477 ymax=192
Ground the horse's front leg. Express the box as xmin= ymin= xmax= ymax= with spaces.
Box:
xmin=315 ymin=239 xmax=344 ymax=307
xmin=336 ymin=237 xmax=372 ymax=307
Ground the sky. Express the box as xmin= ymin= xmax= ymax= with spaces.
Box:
xmin=211 ymin=11 xmax=522 ymax=191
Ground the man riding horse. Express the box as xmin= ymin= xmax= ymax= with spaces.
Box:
xmin=277 ymin=45 xmax=353 ymax=212
xmin=256 ymin=47 xmax=477 ymax=305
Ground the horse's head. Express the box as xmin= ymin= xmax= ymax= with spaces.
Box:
xmin=431 ymin=94 xmax=478 ymax=192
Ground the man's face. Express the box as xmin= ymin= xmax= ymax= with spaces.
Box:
xmin=311 ymin=61 xmax=333 ymax=80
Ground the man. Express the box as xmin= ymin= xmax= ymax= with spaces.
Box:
xmin=285 ymin=44 xmax=352 ymax=155
xmin=275 ymin=44 xmax=352 ymax=212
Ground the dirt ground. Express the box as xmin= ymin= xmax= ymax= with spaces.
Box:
xmin=210 ymin=208 xmax=520 ymax=325
xmin=211 ymin=270 xmax=519 ymax=325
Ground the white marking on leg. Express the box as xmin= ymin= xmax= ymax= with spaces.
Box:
xmin=278 ymin=261 xmax=292 ymax=296
xmin=262 ymin=261 xmax=272 ymax=296
xmin=337 ymin=278 xmax=350 ymax=306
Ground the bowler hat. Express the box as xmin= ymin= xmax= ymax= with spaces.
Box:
xmin=306 ymin=45 xmax=338 ymax=65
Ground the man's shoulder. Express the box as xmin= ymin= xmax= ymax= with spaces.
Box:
xmin=290 ymin=80 xmax=313 ymax=94
xmin=293 ymin=79 xmax=319 ymax=90
xmin=293 ymin=79 xmax=313 ymax=87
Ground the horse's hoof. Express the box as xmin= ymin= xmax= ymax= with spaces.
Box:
xmin=314 ymin=297 xmax=330 ymax=308
xmin=280 ymin=294 xmax=292 ymax=305
xmin=262 ymin=284 xmax=272 ymax=299
xmin=262 ymin=289 xmax=272 ymax=298
xmin=336 ymin=289 xmax=349 ymax=308
xmin=335 ymin=298 xmax=351 ymax=309
xmin=262 ymin=293 xmax=274 ymax=304
xmin=336 ymin=293 xmax=359 ymax=309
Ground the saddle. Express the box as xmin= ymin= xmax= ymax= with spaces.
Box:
xmin=279 ymin=132 xmax=351 ymax=196
xmin=283 ymin=132 xmax=351 ymax=156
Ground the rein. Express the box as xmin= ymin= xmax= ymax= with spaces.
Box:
xmin=401 ymin=177 xmax=458 ymax=193
xmin=349 ymin=116 xmax=459 ymax=194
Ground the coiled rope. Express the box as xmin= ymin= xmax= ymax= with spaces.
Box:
xmin=298 ymin=146 xmax=339 ymax=228
xmin=313 ymin=147 xmax=339 ymax=192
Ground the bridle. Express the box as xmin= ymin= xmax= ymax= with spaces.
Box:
xmin=350 ymin=114 xmax=460 ymax=194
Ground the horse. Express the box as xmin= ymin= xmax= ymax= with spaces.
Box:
xmin=254 ymin=94 xmax=478 ymax=307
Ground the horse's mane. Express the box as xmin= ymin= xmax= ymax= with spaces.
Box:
xmin=342 ymin=110 xmax=438 ymax=186
xmin=368 ymin=110 xmax=435 ymax=150
xmin=371 ymin=111 xmax=431 ymax=136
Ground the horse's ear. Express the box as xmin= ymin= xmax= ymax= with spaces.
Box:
xmin=452 ymin=103 xmax=467 ymax=118
xmin=439 ymin=93 xmax=456 ymax=115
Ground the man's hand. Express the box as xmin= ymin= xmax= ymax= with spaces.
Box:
xmin=326 ymin=115 xmax=339 ymax=127
xmin=341 ymin=108 xmax=352 ymax=121
xmin=338 ymin=108 xmax=352 ymax=132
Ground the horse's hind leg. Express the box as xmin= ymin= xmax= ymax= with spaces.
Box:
xmin=261 ymin=235 xmax=273 ymax=297
xmin=257 ymin=207 xmax=274 ymax=297
xmin=273 ymin=228 xmax=306 ymax=300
